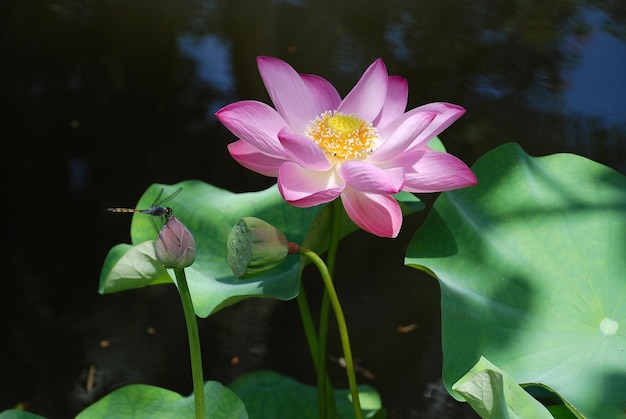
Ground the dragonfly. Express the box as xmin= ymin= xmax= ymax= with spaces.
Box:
xmin=107 ymin=187 xmax=183 ymax=232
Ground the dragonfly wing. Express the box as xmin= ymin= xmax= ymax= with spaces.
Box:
xmin=157 ymin=187 xmax=183 ymax=206
xmin=151 ymin=188 xmax=165 ymax=207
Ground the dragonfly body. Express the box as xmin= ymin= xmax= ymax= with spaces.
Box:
xmin=107 ymin=206 xmax=173 ymax=218
xmin=107 ymin=187 xmax=182 ymax=230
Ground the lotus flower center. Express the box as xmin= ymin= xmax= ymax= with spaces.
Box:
xmin=306 ymin=111 xmax=379 ymax=162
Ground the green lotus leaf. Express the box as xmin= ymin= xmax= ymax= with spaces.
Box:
xmin=405 ymin=143 xmax=626 ymax=418
xmin=76 ymin=381 xmax=246 ymax=418
xmin=101 ymin=180 xmax=322 ymax=317
xmin=100 ymin=242 xmax=172 ymax=293
xmin=229 ymin=370 xmax=382 ymax=419
xmin=453 ymin=356 xmax=553 ymax=418
xmin=0 ymin=411 xmax=47 ymax=419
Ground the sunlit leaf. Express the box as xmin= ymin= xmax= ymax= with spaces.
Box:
xmin=229 ymin=370 xmax=382 ymax=419
xmin=99 ymin=242 xmax=172 ymax=293
xmin=453 ymin=356 xmax=553 ymax=418
xmin=76 ymin=381 xmax=246 ymax=418
xmin=101 ymin=181 xmax=322 ymax=317
xmin=406 ymin=143 xmax=626 ymax=418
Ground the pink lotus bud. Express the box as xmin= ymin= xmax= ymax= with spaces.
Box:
xmin=155 ymin=216 xmax=196 ymax=269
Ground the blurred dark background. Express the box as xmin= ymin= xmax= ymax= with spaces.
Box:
xmin=1 ymin=0 xmax=625 ymax=417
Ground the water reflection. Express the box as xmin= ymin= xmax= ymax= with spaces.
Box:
xmin=564 ymin=10 xmax=626 ymax=124
xmin=178 ymin=35 xmax=234 ymax=96
xmin=2 ymin=0 xmax=625 ymax=417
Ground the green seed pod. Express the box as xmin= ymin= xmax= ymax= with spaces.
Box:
xmin=227 ymin=217 xmax=289 ymax=278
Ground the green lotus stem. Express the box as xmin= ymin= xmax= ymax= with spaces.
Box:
xmin=299 ymin=246 xmax=363 ymax=419
xmin=317 ymin=200 xmax=343 ymax=418
xmin=297 ymin=284 xmax=337 ymax=418
xmin=297 ymin=284 xmax=319 ymax=368
xmin=317 ymin=287 xmax=331 ymax=418
xmin=174 ymin=268 xmax=205 ymax=419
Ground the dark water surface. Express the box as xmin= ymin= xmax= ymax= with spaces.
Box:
xmin=2 ymin=1 xmax=625 ymax=418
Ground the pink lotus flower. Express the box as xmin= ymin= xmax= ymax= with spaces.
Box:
xmin=216 ymin=57 xmax=476 ymax=238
